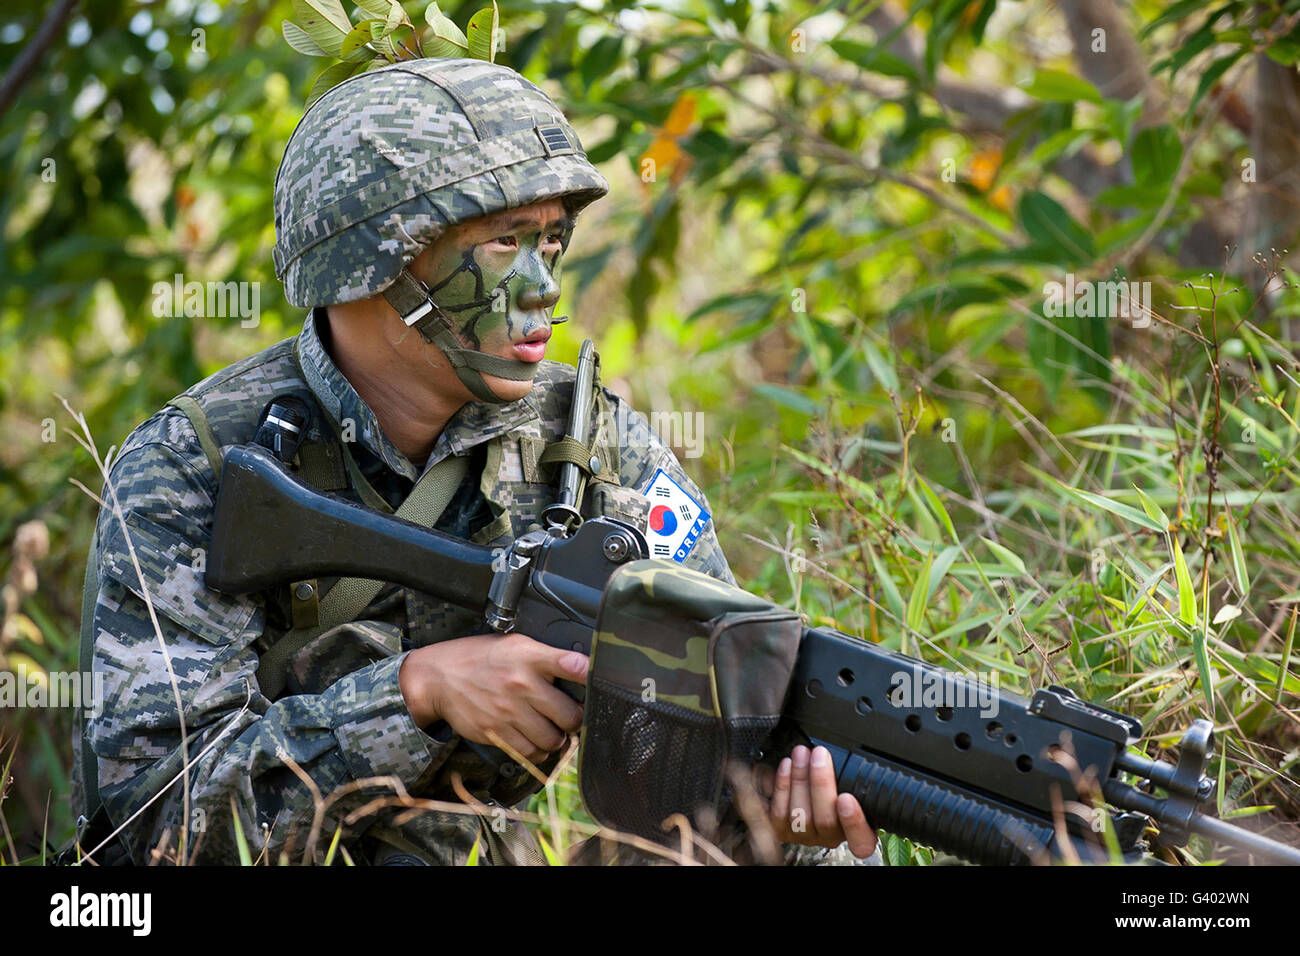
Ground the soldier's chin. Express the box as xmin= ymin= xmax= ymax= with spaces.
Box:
xmin=480 ymin=373 xmax=535 ymax=403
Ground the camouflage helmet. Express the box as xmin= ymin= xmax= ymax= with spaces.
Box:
xmin=272 ymin=57 xmax=609 ymax=311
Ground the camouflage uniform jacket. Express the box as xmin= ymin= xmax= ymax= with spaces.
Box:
xmin=85 ymin=309 xmax=735 ymax=865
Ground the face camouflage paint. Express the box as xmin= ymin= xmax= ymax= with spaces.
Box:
xmin=379 ymin=207 xmax=575 ymax=403
xmin=421 ymin=214 xmax=571 ymax=355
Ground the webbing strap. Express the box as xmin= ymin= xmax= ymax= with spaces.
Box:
xmin=382 ymin=269 xmax=540 ymax=403
xmin=167 ymin=396 xmax=223 ymax=479
xmin=255 ymin=452 xmax=471 ymax=700
xmin=539 ymin=435 xmax=600 ymax=472
xmin=297 ymin=440 xmax=349 ymax=492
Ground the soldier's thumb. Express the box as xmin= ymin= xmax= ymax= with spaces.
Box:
xmin=549 ymin=649 xmax=589 ymax=683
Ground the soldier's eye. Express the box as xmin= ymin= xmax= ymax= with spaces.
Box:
xmin=490 ymin=235 xmax=517 ymax=247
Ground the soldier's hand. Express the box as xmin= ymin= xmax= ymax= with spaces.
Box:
xmin=761 ymin=745 xmax=877 ymax=858
xmin=399 ymin=632 xmax=587 ymax=764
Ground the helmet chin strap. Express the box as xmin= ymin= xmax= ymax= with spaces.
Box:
xmin=382 ymin=268 xmax=541 ymax=404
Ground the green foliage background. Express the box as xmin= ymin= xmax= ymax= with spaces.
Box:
xmin=2 ymin=0 xmax=1300 ymax=863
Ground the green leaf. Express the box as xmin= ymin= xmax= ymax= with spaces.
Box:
xmin=1190 ymin=50 xmax=1246 ymax=113
xmin=981 ymin=537 xmax=1026 ymax=576
xmin=1133 ymin=486 xmax=1170 ymax=529
xmin=1017 ymin=191 xmax=1095 ymax=264
xmin=1131 ymin=125 xmax=1182 ymax=188
xmin=826 ymin=39 xmax=920 ymax=84
xmin=307 ymin=58 xmax=367 ymax=106
xmin=231 ymin=795 xmax=253 ymax=866
xmin=424 ymin=1 xmax=470 ymax=56
xmin=292 ymin=0 xmax=351 ymax=57
xmin=1026 ymin=128 xmax=1094 ymax=169
xmin=355 ymin=0 xmax=396 ymax=16
xmin=384 ymin=0 xmax=404 ymax=35
xmin=1164 ymin=22 xmax=1217 ymax=78
xmin=1192 ymin=625 xmax=1214 ymax=714
xmin=1100 ymin=96 xmax=1143 ymax=149
xmin=1225 ymin=510 xmax=1250 ymax=598
xmin=906 ymin=549 xmax=934 ymax=633
xmin=752 ymin=383 xmax=820 ymax=417
xmin=466 ymin=2 xmax=500 ymax=62
xmin=1266 ymin=39 xmax=1300 ymax=66
xmin=882 ymin=832 xmax=909 ymax=867
xmin=1027 ymin=467 xmax=1167 ymax=532
xmin=1221 ymin=805 xmax=1277 ymax=820
xmin=866 ymin=543 xmax=906 ymax=619
xmin=1172 ymin=538 xmax=1197 ymax=626
xmin=890 ymin=279 xmax=1016 ymax=316
xmin=927 ymin=545 xmax=961 ymax=602
xmin=916 ymin=475 xmax=957 ymax=544
xmin=1021 ymin=69 xmax=1103 ymax=104
xmin=860 ymin=338 xmax=900 ymax=394
xmin=341 ymin=20 xmax=380 ymax=58
xmin=282 ymin=20 xmax=331 ymax=56
xmin=1139 ymin=0 xmax=1210 ymax=39
xmin=782 ymin=445 xmax=882 ymax=506
xmin=581 ymin=35 xmax=624 ymax=88
xmin=538 ymin=833 xmax=559 ymax=866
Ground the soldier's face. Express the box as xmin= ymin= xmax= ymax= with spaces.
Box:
xmin=411 ymin=198 xmax=571 ymax=402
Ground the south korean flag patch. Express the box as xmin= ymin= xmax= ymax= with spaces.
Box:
xmin=641 ymin=468 xmax=711 ymax=563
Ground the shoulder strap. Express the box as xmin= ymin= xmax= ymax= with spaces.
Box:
xmin=255 ymin=452 xmax=471 ymax=700
xmin=167 ymin=396 xmax=223 ymax=479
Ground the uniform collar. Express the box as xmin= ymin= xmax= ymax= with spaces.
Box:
xmin=296 ymin=308 xmax=540 ymax=482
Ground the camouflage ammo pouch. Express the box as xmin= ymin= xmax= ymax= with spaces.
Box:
xmin=578 ymin=560 xmax=802 ymax=846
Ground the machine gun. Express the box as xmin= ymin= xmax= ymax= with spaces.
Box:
xmin=206 ymin=443 xmax=1300 ymax=866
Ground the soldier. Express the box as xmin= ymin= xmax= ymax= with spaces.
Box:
xmin=76 ymin=57 xmax=878 ymax=865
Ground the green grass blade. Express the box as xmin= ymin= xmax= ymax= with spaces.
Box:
xmin=906 ymin=549 xmax=933 ymax=633
xmin=1172 ymin=538 xmax=1196 ymax=626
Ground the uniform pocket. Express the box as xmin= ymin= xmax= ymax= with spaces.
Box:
xmin=98 ymin=511 xmax=255 ymax=646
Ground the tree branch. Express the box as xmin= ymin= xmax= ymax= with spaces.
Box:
xmin=0 ymin=0 xmax=80 ymax=123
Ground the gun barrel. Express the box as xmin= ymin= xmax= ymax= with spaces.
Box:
xmin=1188 ymin=814 xmax=1300 ymax=865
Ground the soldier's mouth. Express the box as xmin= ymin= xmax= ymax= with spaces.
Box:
xmin=512 ymin=327 xmax=551 ymax=363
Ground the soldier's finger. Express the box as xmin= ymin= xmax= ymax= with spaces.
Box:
xmin=837 ymin=794 xmax=877 ymax=859
xmin=493 ymin=727 xmax=542 ymax=765
xmin=531 ymin=683 xmax=584 ymax=733
xmin=809 ymin=746 xmax=840 ymax=837
xmin=787 ymin=745 xmax=813 ymax=839
xmin=768 ymin=758 xmax=792 ymax=825
xmin=537 ymin=645 xmax=590 ymax=686
xmin=514 ymin=711 xmax=568 ymax=755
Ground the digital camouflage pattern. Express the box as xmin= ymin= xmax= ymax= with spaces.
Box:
xmin=274 ymin=57 xmax=609 ymax=309
xmin=81 ymin=310 xmax=733 ymax=865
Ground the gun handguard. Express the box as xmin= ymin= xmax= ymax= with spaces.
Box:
xmin=207 ymin=445 xmax=1300 ymax=865
xmin=783 ymin=628 xmax=1299 ymax=864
